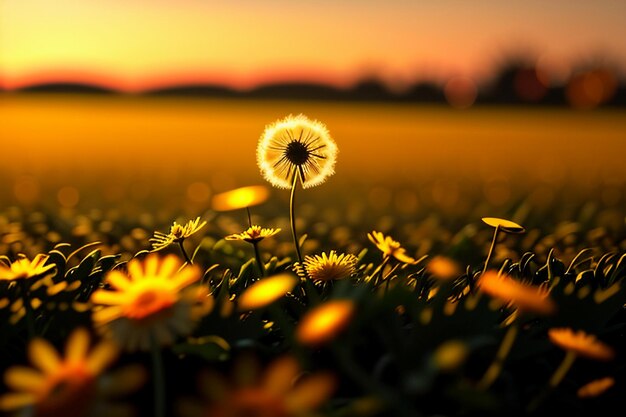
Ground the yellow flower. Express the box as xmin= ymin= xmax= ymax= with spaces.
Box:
xmin=212 ymin=185 xmax=270 ymax=211
xmin=478 ymin=271 xmax=556 ymax=315
xmin=548 ymin=328 xmax=615 ymax=361
xmin=90 ymin=254 xmax=211 ymax=351
xmin=225 ymin=225 xmax=281 ymax=244
xmin=180 ymin=355 xmax=336 ymax=417
xmin=237 ymin=274 xmax=297 ymax=311
xmin=0 ymin=254 xmax=56 ymax=282
xmin=294 ymin=251 xmax=357 ymax=282
xmin=577 ymin=377 xmax=615 ymax=398
xmin=150 ymin=217 xmax=206 ymax=251
xmin=367 ymin=231 xmax=416 ymax=264
xmin=296 ymin=300 xmax=355 ymax=346
xmin=432 ymin=340 xmax=469 ymax=372
xmin=0 ymin=328 xmax=145 ymax=417
xmin=257 ymin=114 xmax=338 ymax=189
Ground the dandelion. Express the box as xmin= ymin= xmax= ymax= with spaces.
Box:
xmin=90 ymin=254 xmax=209 ymax=351
xmin=296 ymin=300 xmax=355 ymax=346
xmin=257 ymin=114 xmax=337 ymax=190
xmin=294 ymin=251 xmax=357 ymax=282
xmin=368 ymin=231 xmax=416 ymax=264
xmin=0 ymin=254 xmax=56 ymax=338
xmin=0 ymin=328 xmax=145 ymax=417
xmin=577 ymin=377 xmax=615 ymax=398
xmin=226 ymin=225 xmax=281 ymax=244
xmin=226 ymin=225 xmax=281 ymax=276
xmin=257 ymin=114 xmax=337 ymax=270
xmin=548 ymin=328 xmax=614 ymax=361
xmin=181 ymin=355 xmax=335 ymax=417
xmin=0 ymin=254 xmax=55 ymax=282
xmin=237 ymin=274 xmax=297 ymax=311
xmin=150 ymin=217 xmax=206 ymax=264
xmin=478 ymin=271 xmax=556 ymax=315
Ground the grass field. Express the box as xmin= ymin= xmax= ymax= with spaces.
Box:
xmin=1 ymin=95 xmax=625 ymax=417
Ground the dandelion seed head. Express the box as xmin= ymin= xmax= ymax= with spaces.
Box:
xmin=257 ymin=114 xmax=337 ymax=189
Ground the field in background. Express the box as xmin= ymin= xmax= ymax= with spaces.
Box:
xmin=3 ymin=95 xmax=626 ymax=188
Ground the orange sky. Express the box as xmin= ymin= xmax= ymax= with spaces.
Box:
xmin=1 ymin=0 xmax=625 ymax=92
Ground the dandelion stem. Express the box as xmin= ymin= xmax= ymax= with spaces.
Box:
xmin=289 ymin=174 xmax=304 ymax=265
xmin=477 ymin=324 xmax=519 ymax=390
xmin=178 ymin=240 xmax=192 ymax=265
xmin=252 ymin=241 xmax=265 ymax=276
xmin=150 ymin=333 xmax=166 ymax=417
xmin=528 ymin=350 xmax=577 ymax=413
xmin=19 ymin=279 xmax=36 ymax=339
xmin=246 ymin=206 xmax=252 ymax=228
xmin=482 ymin=225 xmax=500 ymax=275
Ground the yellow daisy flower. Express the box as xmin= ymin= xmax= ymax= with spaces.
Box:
xmin=90 ymin=254 xmax=211 ymax=351
xmin=237 ymin=274 xmax=297 ymax=311
xmin=150 ymin=217 xmax=207 ymax=252
xmin=257 ymin=114 xmax=338 ymax=189
xmin=225 ymin=225 xmax=281 ymax=244
xmin=577 ymin=377 xmax=615 ymax=398
xmin=296 ymin=300 xmax=355 ymax=346
xmin=180 ymin=355 xmax=336 ymax=417
xmin=0 ymin=328 xmax=145 ymax=417
xmin=294 ymin=251 xmax=357 ymax=282
xmin=0 ymin=254 xmax=56 ymax=282
xmin=367 ymin=231 xmax=416 ymax=264
xmin=478 ymin=271 xmax=556 ymax=315
xmin=548 ymin=328 xmax=615 ymax=361
xmin=212 ymin=185 xmax=270 ymax=211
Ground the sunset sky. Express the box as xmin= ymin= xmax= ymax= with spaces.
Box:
xmin=1 ymin=0 xmax=625 ymax=91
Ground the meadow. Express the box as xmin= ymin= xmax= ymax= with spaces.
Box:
xmin=0 ymin=95 xmax=625 ymax=416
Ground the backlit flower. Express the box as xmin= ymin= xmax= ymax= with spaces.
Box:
xmin=367 ymin=231 xmax=416 ymax=264
xmin=294 ymin=251 xmax=357 ymax=282
xmin=212 ymin=185 xmax=270 ymax=211
xmin=0 ymin=254 xmax=56 ymax=282
xmin=225 ymin=225 xmax=281 ymax=244
xmin=0 ymin=328 xmax=144 ymax=417
xmin=237 ymin=274 xmax=297 ymax=311
xmin=577 ymin=377 xmax=615 ymax=398
xmin=426 ymin=256 xmax=461 ymax=281
xmin=479 ymin=271 xmax=556 ymax=315
xmin=548 ymin=328 xmax=615 ymax=361
xmin=150 ymin=217 xmax=206 ymax=251
xmin=257 ymin=114 xmax=337 ymax=189
xmin=180 ymin=355 xmax=335 ymax=417
xmin=296 ymin=300 xmax=355 ymax=346
xmin=90 ymin=254 xmax=210 ymax=351
xmin=481 ymin=217 xmax=525 ymax=234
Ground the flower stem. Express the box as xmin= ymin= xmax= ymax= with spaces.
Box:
xmin=477 ymin=324 xmax=519 ymax=390
xmin=19 ymin=279 xmax=36 ymax=339
xmin=245 ymin=206 xmax=253 ymax=227
xmin=150 ymin=333 xmax=166 ymax=417
xmin=482 ymin=225 xmax=500 ymax=275
xmin=178 ymin=240 xmax=192 ymax=265
xmin=289 ymin=174 xmax=304 ymax=265
xmin=252 ymin=241 xmax=265 ymax=276
xmin=528 ymin=350 xmax=577 ymax=413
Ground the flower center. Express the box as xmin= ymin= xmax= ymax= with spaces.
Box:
xmin=126 ymin=287 xmax=175 ymax=321
xmin=171 ymin=224 xmax=185 ymax=239
xmin=284 ymin=141 xmax=310 ymax=165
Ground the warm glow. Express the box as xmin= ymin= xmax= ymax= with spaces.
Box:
xmin=296 ymin=300 xmax=355 ymax=346
xmin=237 ymin=274 xmax=297 ymax=311
xmin=479 ymin=271 xmax=556 ymax=315
xmin=212 ymin=186 xmax=270 ymax=212
xmin=2 ymin=1 xmax=626 ymax=91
